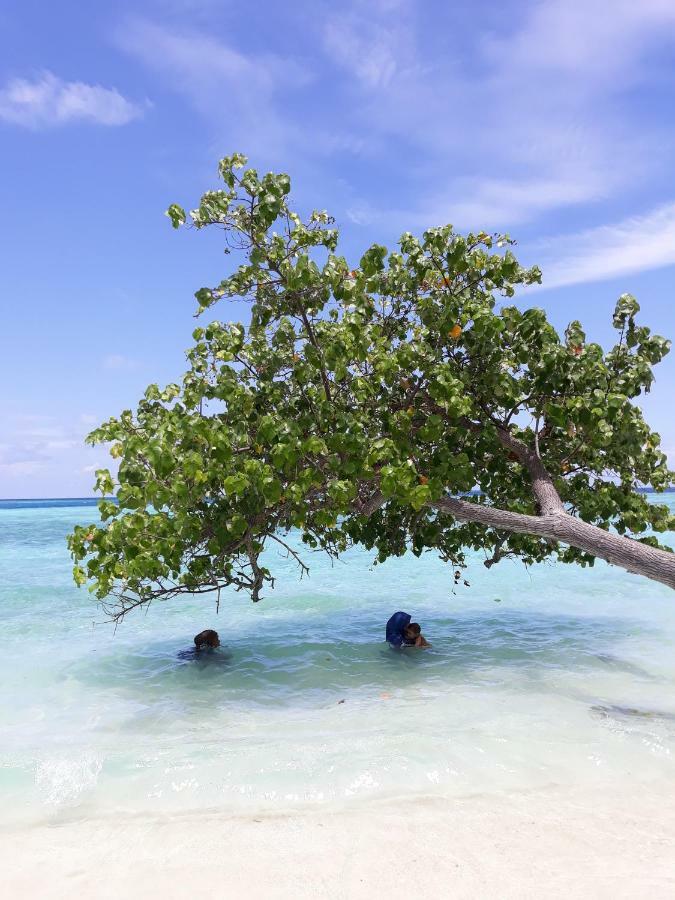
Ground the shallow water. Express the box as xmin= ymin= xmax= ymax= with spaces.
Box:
xmin=1 ymin=498 xmax=674 ymax=825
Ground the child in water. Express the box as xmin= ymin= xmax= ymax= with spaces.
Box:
xmin=402 ymin=622 xmax=431 ymax=648
xmin=386 ymin=612 xmax=431 ymax=648
xmin=194 ymin=629 xmax=220 ymax=650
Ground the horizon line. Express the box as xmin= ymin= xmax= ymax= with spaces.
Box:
xmin=2 ymin=486 xmax=673 ymax=503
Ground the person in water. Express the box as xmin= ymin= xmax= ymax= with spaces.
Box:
xmin=385 ymin=611 xmax=431 ymax=648
xmin=194 ymin=629 xmax=220 ymax=650
xmin=403 ymin=622 xmax=431 ymax=648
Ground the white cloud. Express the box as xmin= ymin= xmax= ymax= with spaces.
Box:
xmin=0 ymin=71 xmax=146 ymax=128
xmin=343 ymin=166 xmax=613 ymax=234
xmin=116 ymin=20 xmax=311 ymax=156
xmin=346 ymin=200 xmax=380 ymax=226
xmin=44 ymin=439 xmax=78 ymax=451
xmin=321 ymin=0 xmax=415 ymax=84
xmin=416 ymin=171 xmax=613 ymax=232
xmin=112 ymin=3 xmax=675 ymax=241
xmin=0 ymin=414 xmax=112 ymax=498
xmin=323 ymin=19 xmax=399 ymax=89
xmin=0 ymin=417 xmax=89 ymax=469
xmin=483 ymin=0 xmax=675 ymax=85
xmin=0 ymin=432 xmax=73 ymax=479
xmin=0 ymin=459 xmax=46 ymax=477
xmin=532 ymin=202 xmax=675 ymax=290
xmin=318 ymin=1 xmax=675 ymax=230
xmin=103 ymin=354 xmax=140 ymax=371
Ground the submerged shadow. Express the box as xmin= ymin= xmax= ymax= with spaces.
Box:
xmin=176 ymin=647 xmax=233 ymax=665
xmin=590 ymin=704 xmax=675 ymax=723
xmin=67 ymin=608 xmax=666 ymax=711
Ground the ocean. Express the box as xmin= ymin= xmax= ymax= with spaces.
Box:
xmin=1 ymin=497 xmax=674 ymax=827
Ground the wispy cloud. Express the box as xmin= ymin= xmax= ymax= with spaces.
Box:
xmin=112 ymin=2 xmax=675 ymax=267
xmin=0 ymin=71 xmax=146 ymax=128
xmin=345 ymin=166 xmax=613 ymax=234
xmin=322 ymin=0 xmax=675 ymax=230
xmin=0 ymin=414 xmax=113 ymax=495
xmin=412 ymin=170 xmax=615 ymax=233
xmin=116 ymin=19 xmax=311 ymax=156
xmin=323 ymin=19 xmax=401 ymax=89
xmin=321 ymin=0 xmax=415 ymax=85
xmin=483 ymin=0 xmax=675 ymax=84
xmin=0 ymin=442 xmax=48 ymax=470
xmin=103 ymin=354 xmax=140 ymax=371
xmin=81 ymin=463 xmax=105 ymax=475
xmin=0 ymin=417 xmax=83 ymax=477
xmin=0 ymin=459 xmax=46 ymax=477
xmin=532 ymin=202 xmax=675 ymax=290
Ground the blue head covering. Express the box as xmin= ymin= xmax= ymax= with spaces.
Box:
xmin=386 ymin=611 xmax=412 ymax=647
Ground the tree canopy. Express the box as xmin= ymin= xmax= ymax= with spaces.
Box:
xmin=69 ymin=153 xmax=675 ymax=620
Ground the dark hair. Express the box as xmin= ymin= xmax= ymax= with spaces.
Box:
xmin=406 ymin=623 xmax=421 ymax=635
xmin=194 ymin=629 xmax=219 ymax=649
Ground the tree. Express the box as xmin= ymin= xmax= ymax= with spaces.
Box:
xmin=69 ymin=154 xmax=675 ymax=620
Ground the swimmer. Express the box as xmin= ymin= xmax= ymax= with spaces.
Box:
xmin=385 ymin=611 xmax=431 ymax=648
xmin=194 ymin=629 xmax=220 ymax=650
xmin=402 ymin=622 xmax=431 ymax=648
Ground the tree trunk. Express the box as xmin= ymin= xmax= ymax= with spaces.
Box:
xmin=431 ymin=497 xmax=675 ymax=591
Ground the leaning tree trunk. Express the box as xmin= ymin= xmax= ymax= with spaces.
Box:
xmin=359 ymin=415 xmax=675 ymax=590
xmin=431 ymin=496 xmax=675 ymax=591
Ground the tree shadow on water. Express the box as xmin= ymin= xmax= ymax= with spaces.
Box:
xmin=67 ymin=609 xmax=662 ymax=708
xmin=355 ymin=608 xmax=658 ymax=685
xmin=66 ymin=639 xmax=234 ymax=692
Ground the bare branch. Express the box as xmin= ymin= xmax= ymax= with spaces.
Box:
xmin=268 ymin=533 xmax=310 ymax=577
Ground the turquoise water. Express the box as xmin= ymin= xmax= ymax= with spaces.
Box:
xmin=1 ymin=498 xmax=674 ymax=825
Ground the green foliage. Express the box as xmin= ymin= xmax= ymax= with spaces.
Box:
xmin=69 ymin=154 xmax=675 ymax=618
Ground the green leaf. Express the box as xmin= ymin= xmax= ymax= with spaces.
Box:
xmin=223 ymin=473 xmax=250 ymax=496
xmin=613 ymin=293 xmax=640 ymax=328
xmin=165 ymin=204 xmax=186 ymax=229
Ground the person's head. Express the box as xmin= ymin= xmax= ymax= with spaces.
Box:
xmin=194 ymin=629 xmax=220 ymax=650
xmin=403 ymin=623 xmax=421 ymax=641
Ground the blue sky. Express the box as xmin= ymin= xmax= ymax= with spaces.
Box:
xmin=1 ymin=0 xmax=675 ymax=498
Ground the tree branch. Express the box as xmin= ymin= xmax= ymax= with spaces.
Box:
xmin=430 ymin=495 xmax=675 ymax=590
xmin=298 ymin=303 xmax=332 ymax=403
xmin=354 ymin=489 xmax=386 ymax=516
xmin=460 ymin=416 xmax=564 ymax=516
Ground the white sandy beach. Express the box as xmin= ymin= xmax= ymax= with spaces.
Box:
xmin=3 ymin=784 xmax=674 ymax=900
